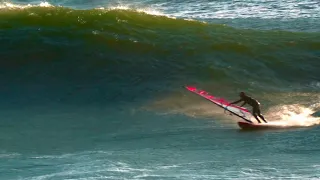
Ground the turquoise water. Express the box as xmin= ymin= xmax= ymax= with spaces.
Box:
xmin=0 ymin=0 xmax=320 ymax=179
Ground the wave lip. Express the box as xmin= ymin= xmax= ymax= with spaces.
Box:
xmin=97 ymin=5 xmax=167 ymax=17
xmin=0 ymin=1 xmax=53 ymax=9
xmin=2 ymin=0 xmax=320 ymax=19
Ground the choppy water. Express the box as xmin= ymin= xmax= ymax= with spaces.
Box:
xmin=0 ymin=0 xmax=320 ymax=179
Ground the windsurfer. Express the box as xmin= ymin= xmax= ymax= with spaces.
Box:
xmin=229 ymin=92 xmax=267 ymax=123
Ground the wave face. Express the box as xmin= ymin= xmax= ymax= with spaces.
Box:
xmin=1 ymin=6 xmax=319 ymax=124
xmin=1 ymin=6 xmax=319 ymax=97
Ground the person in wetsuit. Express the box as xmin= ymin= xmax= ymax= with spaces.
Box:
xmin=229 ymin=92 xmax=267 ymax=123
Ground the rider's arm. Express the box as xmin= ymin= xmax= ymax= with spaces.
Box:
xmin=230 ymin=99 xmax=243 ymax=105
xmin=240 ymin=101 xmax=247 ymax=107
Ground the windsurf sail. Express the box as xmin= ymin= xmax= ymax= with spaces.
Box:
xmin=185 ymin=86 xmax=254 ymax=123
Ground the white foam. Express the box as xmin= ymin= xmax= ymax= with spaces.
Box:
xmin=265 ymin=104 xmax=320 ymax=127
xmin=0 ymin=152 xmax=20 ymax=158
xmin=97 ymin=5 xmax=167 ymax=17
xmin=0 ymin=1 xmax=53 ymax=9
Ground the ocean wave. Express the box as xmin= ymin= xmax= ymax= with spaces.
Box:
xmin=0 ymin=3 xmax=319 ymax=107
xmin=0 ymin=5 xmax=319 ymax=84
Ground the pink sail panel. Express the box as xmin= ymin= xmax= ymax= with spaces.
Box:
xmin=185 ymin=86 xmax=254 ymax=123
xmin=185 ymin=86 xmax=250 ymax=112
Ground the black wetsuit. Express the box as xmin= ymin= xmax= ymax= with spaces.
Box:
xmin=231 ymin=95 xmax=267 ymax=123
